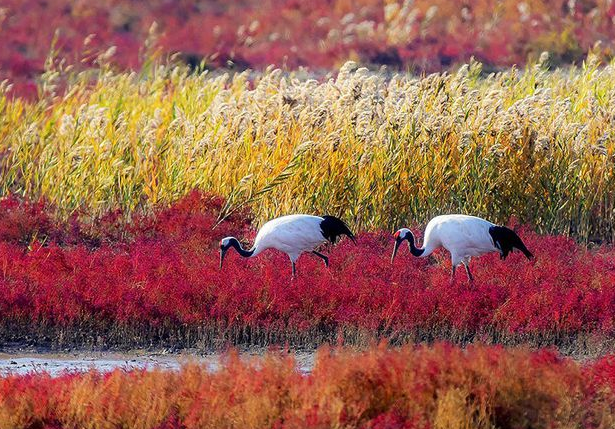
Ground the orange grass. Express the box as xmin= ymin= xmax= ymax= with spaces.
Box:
xmin=1 ymin=343 xmax=615 ymax=428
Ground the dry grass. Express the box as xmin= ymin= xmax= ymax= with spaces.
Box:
xmin=2 ymin=344 xmax=615 ymax=429
xmin=2 ymin=52 xmax=615 ymax=240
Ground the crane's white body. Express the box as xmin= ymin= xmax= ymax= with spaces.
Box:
xmin=391 ymin=214 xmax=529 ymax=282
xmin=220 ymin=214 xmax=355 ymax=278
xmin=418 ymin=214 xmax=497 ymax=267
xmin=251 ymin=214 xmax=328 ymax=262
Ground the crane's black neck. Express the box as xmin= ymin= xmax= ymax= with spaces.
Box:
xmin=407 ymin=232 xmax=425 ymax=257
xmin=227 ymin=237 xmax=254 ymax=258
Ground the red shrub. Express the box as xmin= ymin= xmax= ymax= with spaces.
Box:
xmin=0 ymin=192 xmax=614 ymax=347
xmin=0 ymin=195 xmax=55 ymax=245
xmin=3 ymin=0 xmax=615 ymax=98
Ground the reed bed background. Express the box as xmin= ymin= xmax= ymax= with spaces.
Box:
xmin=2 ymin=344 xmax=615 ymax=429
xmin=2 ymin=54 xmax=615 ymax=241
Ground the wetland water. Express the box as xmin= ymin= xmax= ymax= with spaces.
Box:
xmin=0 ymin=351 xmax=316 ymax=376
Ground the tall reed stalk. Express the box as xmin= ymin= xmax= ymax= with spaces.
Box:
xmin=1 ymin=53 xmax=615 ymax=241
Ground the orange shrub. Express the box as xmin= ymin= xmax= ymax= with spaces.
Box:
xmin=1 ymin=344 xmax=615 ymax=428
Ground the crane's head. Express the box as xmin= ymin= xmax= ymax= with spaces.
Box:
xmin=391 ymin=228 xmax=412 ymax=263
xmin=219 ymin=237 xmax=234 ymax=269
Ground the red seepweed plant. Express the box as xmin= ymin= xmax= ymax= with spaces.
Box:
xmin=0 ymin=192 xmax=614 ymax=350
xmin=3 ymin=0 xmax=615 ymax=98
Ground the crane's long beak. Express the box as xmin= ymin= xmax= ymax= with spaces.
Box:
xmin=219 ymin=248 xmax=228 ymax=269
xmin=391 ymin=237 xmax=402 ymax=263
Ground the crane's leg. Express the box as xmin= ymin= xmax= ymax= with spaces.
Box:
xmin=463 ymin=262 xmax=474 ymax=284
xmin=291 ymin=261 xmax=297 ymax=278
xmin=450 ymin=254 xmax=460 ymax=284
xmin=312 ymin=251 xmax=329 ymax=267
xmin=460 ymin=256 xmax=474 ymax=285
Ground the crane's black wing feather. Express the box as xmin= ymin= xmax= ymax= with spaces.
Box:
xmin=489 ymin=226 xmax=533 ymax=260
xmin=320 ymin=216 xmax=356 ymax=244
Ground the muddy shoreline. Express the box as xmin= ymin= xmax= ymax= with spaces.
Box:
xmin=3 ymin=324 xmax=615 ymax=374
xmin=0 ymin=348 xmax=317 ymax=376
xmin=3 ymin=323 xmax=615 ymax=362
xmin=1 ymin=333 xmax=613 ymax=377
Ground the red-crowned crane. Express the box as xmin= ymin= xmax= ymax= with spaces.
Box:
xmin=219 ymin=214 xmax=355 ymax=277
xmin=391 ymin=214 xmax=533 ymax=282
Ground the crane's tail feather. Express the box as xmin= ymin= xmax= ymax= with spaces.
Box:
xmin=516 ymin=240 xmax=534 ymax=260
xmin=489 ymin=226 xmax=533 ymax=260
xmin=320 ymin=215 xmax=356 ymax=244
